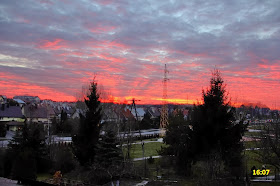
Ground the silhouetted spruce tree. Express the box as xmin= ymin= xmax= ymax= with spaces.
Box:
xmin=7 ymin=123 xmax=47 ymax=181
xmin=161 ymin=69 xmax=247 ymax=178
xmin=95 ymin=130 xmax=123 ymax=168
xmin=88 ymin=130 xmax=123 ymax=185
xmin=191 ymin=69 xmax=247 ymax=178
xmin=72 ymin=79 xmax=102 ymax=166
xmin=161 ymin=110 xmax=194 ymax=175
xmin=58 ymin=110 xmax=72 ymax=134
xmin=140 ymin=113 xmax=153 ymax=129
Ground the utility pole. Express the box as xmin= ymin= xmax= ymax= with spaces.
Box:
xmin=160 ymin=64 xmax=169 ymax=136
xmin=131 ymin=98 xmax=147 ymax=177
xmin=47 ymin=105 xmax=50 ymax=145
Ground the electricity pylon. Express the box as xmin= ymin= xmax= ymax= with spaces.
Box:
xmin=160 ymin=64 xmax=169 ymax=136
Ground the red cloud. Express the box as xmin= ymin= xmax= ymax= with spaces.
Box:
xmin=38 ymin=39 xmax=67 ymax=50
xmin=0 ymin=71 xmax=76 ymax=102
xmin=1 ymin=80 xmax=76 ymax=102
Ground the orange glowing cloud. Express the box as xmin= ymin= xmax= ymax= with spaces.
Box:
xmin=1 ymin=81 xmax=76 ymax=102
xmin=100 ymin=95 xmax=122 ymax=104
xmin=154 ymin=98 xmax=199 ymax=105
xmin=0 ymin=72 xmax=76 ymax=102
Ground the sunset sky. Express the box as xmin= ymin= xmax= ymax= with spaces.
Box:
xmin=0 ymin=0 xmax=279 ymax=108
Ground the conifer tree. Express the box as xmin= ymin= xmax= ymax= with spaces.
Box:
xmin=72 ymin=79 xmax=102 ymax=166
xmin=88 ymin=130 xmax=123 ymax=185
xmin=191 ymin=69 xmax=247 ymax=178
xmin=8 ymin=123 xmax=47 ymax=180
xmin=95 ymin=130 xmax=122 ymax=168
xmin=162 ymin=110 xmax=193 ymax=175
xmin=162 ymin=69 xmax=247 ymax=178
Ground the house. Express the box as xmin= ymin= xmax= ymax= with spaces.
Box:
xmin=102 ymin=106 xmax=119 ymax=123
xmin=131 ymin=107 xmax=145 ymax=121
xmin=53 ymin=106 xmax=75 ymax=119
xmin=13 ymin=99 xmax=26 ymax=107
xmin=0 ymin=95 xmax=7 ymax=104
xmin=172 ymin=108 xmax=189 ymax=120
xmin=0 ymin=104 xmax=25 ymax=122
xmin=63 ymin=106 xmax=75 ymax=117
xmin=71 ymin=108 xmax=85 ymax=119
xmin=6 ymin=121 xmax=24 ymax=131
xmin=0 ymin=104 xmax=25 ymax=131
xmin=121 ymin=108 xmax=135 ymax=122
xmin=13 ymin=96 xmax=40 ymax=104
xmin=147 ymin=107 xmax=161 ymax=120
xmin=23 ymin=104 xmax=53 ymax=127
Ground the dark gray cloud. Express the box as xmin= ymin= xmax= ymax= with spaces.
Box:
xmin=0 ymin=0 xmax=279 ymax=106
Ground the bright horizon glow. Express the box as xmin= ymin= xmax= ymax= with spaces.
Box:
xmin=3 ymin=92 xmax=276 ymax=110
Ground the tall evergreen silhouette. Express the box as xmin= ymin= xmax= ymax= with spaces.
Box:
xmin=191 ymin=69 xmax=247 ymax=177
xmin=162 ymin=69 xmax=247 ymax=178
xmin=72 ymin=79 xmax=102 ymax=166
xmin=8 ymin=123 xmax=47 ymax=180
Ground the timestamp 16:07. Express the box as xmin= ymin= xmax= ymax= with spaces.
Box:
xmin=252 ymin=169 xmax=270 ymax=176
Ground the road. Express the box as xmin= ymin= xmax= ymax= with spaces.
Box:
xmin=0 ymin=129 xmax=165 ymax=147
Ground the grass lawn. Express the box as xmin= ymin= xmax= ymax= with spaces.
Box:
xmin=134 ymin=138 xmax=160 ymax=143
xmin=244 ymin=131 xmax=262 ymax=137
xmin=37 ymin=173 xmax=53 ymax=181
xmin=248 ymin=125 xmax=265 ymax=130
xmin=129 ymin=142 xmax=168 ymax=159
xmin=142 ymin=138 xmax=159 ymax=142
xmin=244 ymin=150 xmax=275 ymax=176
xmin=244 ymin=141 xmax=260 ymax=149
xmin=134 ymin=158 xmax=197 ymax=185
xmin=243 ymin=127 xmax=278 ymax=177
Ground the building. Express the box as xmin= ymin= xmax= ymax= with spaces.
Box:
xmin=0 ymin=104 xmax=24 ymax=122
xmin=13 ymin=96 xmax=40 ymax=104
xmin=23 ymin=104 xmax=54 ymax=130
xmin=131 ymin=107 xmax=145 ymax=121
xmin=13 ymin=98 xmax=26 ymax=107
xmin=0 ymin=95 xmax=7 ymax=104
xmin=0 ymin=104 xmax=25 ymax=131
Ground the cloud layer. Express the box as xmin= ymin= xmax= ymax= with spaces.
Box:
xmin=0 ymin=0 xmax=279 ymax=108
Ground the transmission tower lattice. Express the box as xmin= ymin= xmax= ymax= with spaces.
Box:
xmin=160 ymin=64 xmax=169 ymax=135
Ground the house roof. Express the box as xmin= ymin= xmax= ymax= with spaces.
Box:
xmin=148 ymin=107 xmax=161 ymax=117
xmin=63 ymin=107 xmax=75 ymax=115
xmin=0 ymin=105 xmax=24 ymax=118
xmin=53 ymin=106 xmax=75 ymax=115
xmin=13 ymin=99 xmax=25 ymax=104
xmin=122 ymin=109 xmax=135 ymax=120
xmin=131 ymin=107 xmax=145 ymax=118
xmin=0 ymin=95 xmax=7 ymax=99
xmin=102 ymin=107 xmax=118 ymax=120
xmin=24 ymin=105 xmax=48 ymax=118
